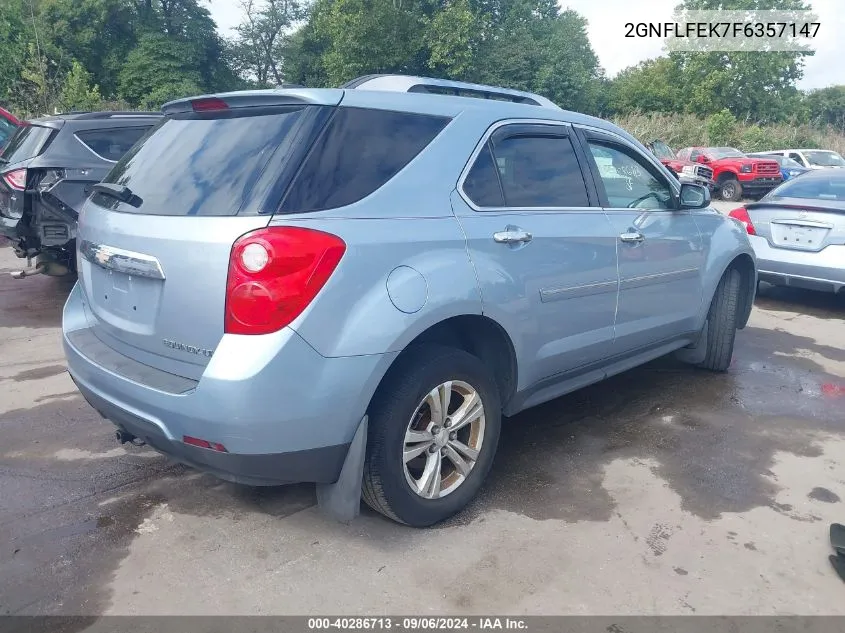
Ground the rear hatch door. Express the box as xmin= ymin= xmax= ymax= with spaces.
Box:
xmin=75 ymin=91 xmax=341 ymax=380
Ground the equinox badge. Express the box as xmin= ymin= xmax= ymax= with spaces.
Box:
xmin=163 ymin=339 xmax=214 ymax=358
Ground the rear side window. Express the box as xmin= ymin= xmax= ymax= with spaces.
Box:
xmin=75 ymin=126 xmax=152 ymax=162
xmin=463 ymin=143 xmax=504 ymax=207
xmin=491 ymin=135 xmax=590 ymax=208
xmin=280 ymin=107 xmax=450 ymax=213
xmin=95 ymin=107 xmax=314 ymax=216
xmin=0 ymin=125 xmax=54 ymax=164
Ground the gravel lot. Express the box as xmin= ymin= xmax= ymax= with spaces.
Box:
xmin=2 ymin=205 xmax=844 ymax=617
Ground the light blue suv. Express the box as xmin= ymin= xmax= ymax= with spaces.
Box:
xmin=62 ymin=75 xmax=757 ymax=526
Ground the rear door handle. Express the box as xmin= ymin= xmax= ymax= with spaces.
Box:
xmin=619 ymin=231 xmax=645 ymax=244
xmin=493 ymin=226 xmax=533 ymax=245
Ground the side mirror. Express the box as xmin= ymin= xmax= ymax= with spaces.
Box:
xmin=696 ymin=155 xmax=710 ymax=164
xmin=679 ymin=183 xmax=709 ymax=209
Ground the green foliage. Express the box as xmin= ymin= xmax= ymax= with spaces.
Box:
xmin=118 ymin=33 xmax=203 ymax=107
xmin=423 ymin=0 xmax=478 ymax=79
xmin=609 ymin=58 xmax=684 ymax=114
xmin=806 ymin=86 xmax=845 ymax=128
xmin=707 ymin=109 xmax=738 ymax=145
xmin=313 ymin=0 xmax=428 ymax=86
xmin=616 ymin=112 xmax=845 ymax=158
xmin=58 ymin=60 xmax=103 ymax=112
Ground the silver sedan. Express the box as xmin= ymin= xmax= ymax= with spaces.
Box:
xmin=729 ymin=170 xmax=845 ymax=293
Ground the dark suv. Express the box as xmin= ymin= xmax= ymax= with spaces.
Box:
xmin=0 ymin=111 xmax=161 ymax=277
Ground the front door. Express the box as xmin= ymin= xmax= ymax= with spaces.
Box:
xmin=453 ymin=122 xmax=619 ymax=390
xmin=577 ymin=127 xmax=706 ymax=353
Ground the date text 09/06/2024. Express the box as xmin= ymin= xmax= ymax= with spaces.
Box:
xmin=624 ymin=21 xmax=820 ymax=39
xmin=308 ymin=617 xmax=528 ymax=630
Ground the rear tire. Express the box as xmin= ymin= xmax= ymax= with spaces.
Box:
xmin=698 ymin=268 xmax=742 ymax=372
xmin=362 ymin=345 xmax=501 ymax=527
xmin=720 ymin=178 xmax=742 ymax=202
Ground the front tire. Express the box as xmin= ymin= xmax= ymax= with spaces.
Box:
xmin=720 ymin=178 xmax=742 ymax=202
xmin=698 ymin=268 xmax=742 ymax=372
xmin=362 ymin=345 xmax=501 ymax=527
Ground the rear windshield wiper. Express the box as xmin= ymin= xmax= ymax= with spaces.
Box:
xmin=92 ymin=183 xmax=143 ymax=208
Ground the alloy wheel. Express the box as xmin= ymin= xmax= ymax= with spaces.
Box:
xmin=402 ymin=380 xmax=486 ymax=499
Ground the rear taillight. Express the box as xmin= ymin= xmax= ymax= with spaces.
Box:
xmin=729 ymin=207 xmax=756 ymax=235
xmin=224 ymin=227 xmax=346 ymax=335
xmin=2 ymin=168 xmax=26 ymax=191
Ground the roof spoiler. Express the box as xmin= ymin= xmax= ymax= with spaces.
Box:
xmin=341 ymin=74 xmax=562 ymax=110
xmin=161 ymin=89 xmax=344 ymax=116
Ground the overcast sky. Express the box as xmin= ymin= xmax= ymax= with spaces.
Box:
xmin=208 ymin=0 xmax=845 ymax=90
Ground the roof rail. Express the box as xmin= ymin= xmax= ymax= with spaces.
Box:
xmin=341 ymin=75 xmax=561 ymax=110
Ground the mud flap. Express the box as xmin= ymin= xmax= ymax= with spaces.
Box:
xmin=674 ymin=321 xmax=708 ymax=365
xmin=316 ymin=415 xmax=367 ymax=523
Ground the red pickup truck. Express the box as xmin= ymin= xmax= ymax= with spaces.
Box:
xmin=646 ymin=139 xmax=715 ymax=191
xmin=676 ymin=146 xmax=782 ymax=201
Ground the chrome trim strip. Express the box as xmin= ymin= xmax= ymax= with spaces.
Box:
xmin=770 ymin=218 xmax=834 ymax=229
xmin=73 ymin=133 xmax=118 ymax=164
xmin=79 ymin=240 xmax=165 ymax=280
xmin=540 ymin=279 xmax=618 ymax=303
xmin=620 ymin=267 xmax=699 ymax=291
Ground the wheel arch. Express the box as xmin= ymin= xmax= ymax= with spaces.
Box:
xmin=716 ymin=169 xmax=738 ymax=183
xmin=370 ymin=314 xmax=519 ymax=414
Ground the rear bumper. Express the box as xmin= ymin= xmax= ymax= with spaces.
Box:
xmin=63 ymin=282 xmax=397 ymax=485
xmin=749 ymin=234 xmax=845 ymax=293
xmin=736 ymin=176 xmax=782 ymax=192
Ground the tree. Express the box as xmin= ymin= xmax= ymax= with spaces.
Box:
xmin=284 ymin=17 xmax=330 ymax=87
xmin=469 ymin=2 xmax=602 ymax=112
xmin=423 ymin=0 xmax=479 ymax=79
xmin=806 ymin=86 xmax=845 ymax=129
xmin=38 ymin=0 xmax=138 ymax=98
xmin=312 ymin=0 xmax=428 ymax=86
xmin=669 ymin=0 xmax=812 ymax=121
xmin=229 ymin=0 xmax=307 ymax=87
xmin=58 ymin=60 xmax=103 ymax=111
xmin=118 ymin=32 xmax=203 ymax=106
xmin=609 ymin=58 xmax=684 ymax=115
xmin=0 ymin=0 xmax=30 ymax=108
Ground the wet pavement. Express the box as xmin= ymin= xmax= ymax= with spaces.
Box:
xmin=1 ymin=238 xmax=844 ymax=617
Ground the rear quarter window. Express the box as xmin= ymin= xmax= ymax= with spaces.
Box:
xmin=75 ymin=126 xmax=154 ymax=162
xmin=280 ymin=107 xmax=451 ymax=213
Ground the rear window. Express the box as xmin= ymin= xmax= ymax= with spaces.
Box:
xmin=280 ymin=107 xmax=451 ymax=213
xmin=0 ymin=125 xmax=54 ymax=164
xmin=75 ymin=126 xmax=153 ymax=162
xmin=94 ymin=107 xmax=315 ymax=216
xmin=767 ymin=175 xmax=845 ymax=201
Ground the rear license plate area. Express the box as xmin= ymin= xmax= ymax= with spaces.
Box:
xmin=771 ymin=223 xmax=828 ymax=250
xmin=87 ymin=264 xmax=161 ymax=328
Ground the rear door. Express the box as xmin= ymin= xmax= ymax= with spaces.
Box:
xmin=75 ymin=94 xmax=340 ymax=380
xmin=453 ymin=121 xmax=619 ymax=389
